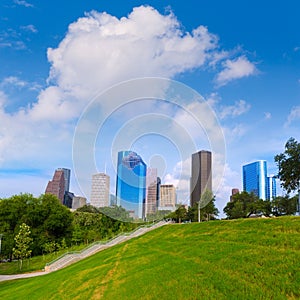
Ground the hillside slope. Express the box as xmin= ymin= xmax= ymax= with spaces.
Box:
xmin=0 ymin=217 xmax=299 ymax=299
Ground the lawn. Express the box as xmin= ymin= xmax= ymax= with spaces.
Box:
xmin=0 ymin=216 xmax=299 ymax=299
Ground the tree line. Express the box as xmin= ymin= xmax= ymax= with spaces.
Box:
xmin=223 ymin=191 xmax=298 ymax=219
xmin=167 ymin=191 xmax=219 ymax=223
xmin=0 ymin=193 xmax=138 ymax=260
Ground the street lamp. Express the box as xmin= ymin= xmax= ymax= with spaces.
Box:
xmin=198 ymin=200 xmax=201 ymax=223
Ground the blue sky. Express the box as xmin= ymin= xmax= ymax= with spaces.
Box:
xmin=0 ymin=0 xmax=300 ymax=214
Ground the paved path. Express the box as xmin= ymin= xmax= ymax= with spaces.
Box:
xmin=0 ymin=271 xmax=49 ymax=282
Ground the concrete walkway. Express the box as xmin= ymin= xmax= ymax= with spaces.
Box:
xmin=0 ymin=271 xmax=49 ymax=282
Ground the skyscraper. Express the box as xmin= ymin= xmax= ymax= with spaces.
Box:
xmin=57 ymin=168 xmax=71 ymax=193
xmin=267 ymin=175 xmax=277 ymax=200
xmin=159 ymin=184 xmax=176 ymax=209
xmin=190 ymin=150 xmax=212 ymax=207
xmin=145 ymin=168 xmax=158 ymax=216
xmin=72 ymin=196 xmax=87 ymax=210
xmin=243 ymin=160 xmax=268 ymax=200
xmin=45 ymin=169 xmax=65 ymax=204
xmin=116 ymin=151 xmax=147 ymax=219
xmin=90 ymin=173 xmax=110 ymax=208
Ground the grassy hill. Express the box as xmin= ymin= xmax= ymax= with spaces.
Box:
xmin=0 ymin=217 xmax=299 ymax=299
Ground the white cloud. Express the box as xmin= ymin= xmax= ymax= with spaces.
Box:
xmin=0 ymin=5 xmax=254 ymax=198
xmin=219 ymin=99 xmax=251 ymax=119
xmin=216 ymin=56 xmax=256 ymax=86
xmin=285 ymin=106 xmax=300 ymax=126
xmin=14 ymin=0 xmax=33 ymax=8
xmin=1 ymin=76 xmax=27 ymax=88
xmin=20 ymin=25 xmax=37 ymax=33
xmin=46 ymin=6 xmax=219 ymax=104
xmin=264 ymin=112 xmax=272 ymax=120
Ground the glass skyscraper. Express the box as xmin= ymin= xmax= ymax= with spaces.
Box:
xmin=243 ymin=160 xmax=269 ymax=200
xmin=116 ymin=151 xmax=147 ymax=219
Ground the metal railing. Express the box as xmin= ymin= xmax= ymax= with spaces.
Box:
xmin=44 ymin=220 xmax=169 ymax=272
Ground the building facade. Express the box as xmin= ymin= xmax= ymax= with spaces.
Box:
xmin=45 ymin=169 xmax=65 ymax=204
xmin=190 ymin=150 xmax=212 ymax=207
xmin=243 ymin=160 xmax=268 ymax=200
xmin=159 ymin=184 xmax=176 ymax=210
xmin=230 ymin=188 xmax=240 ymax=202
xmin=57 ymin=168 xmax=71 ymax=193
xmin=145 ymin=168 xmax=158 ymax=216
xmin=267 ymin=175 xmax=277 ymax=200
xmin=116 ymin=151 xmax=147 ymax=219
xmin=90 ymin=173 xmax=110 ymax=208
xmin=72 ymin=196 xmax=87 ymax=210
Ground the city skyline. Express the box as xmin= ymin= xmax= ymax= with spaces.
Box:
xmin=0 ymin=1 xmax=299 ymax=218
xmin=45 ymin=150 xmax=277 ymax=214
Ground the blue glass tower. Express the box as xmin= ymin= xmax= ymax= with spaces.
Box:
xmin=243 ymin=160 xmax=267 ymax=200
xmin=116 ymin=151 xmax=147 ymax=219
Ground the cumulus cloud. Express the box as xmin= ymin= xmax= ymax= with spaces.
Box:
xmin=20 ymin=25 xmax=38 ymax=33
xmin=14 ymin=0 xmax=33 ymax=8
xmin=285 ymin=106 xmax=300 ymax=126
xmin=46 ymin=6 xmax=218 ymax=103
xmin=0 ymin=5 xmax=255 ymax=198
xmin=219 ymin=99 xmax=251 ymax=119
xmin=216 ymin=56 xmax=256 ymax=86
xmin=1 ymin=76 xmax=27 ymax=88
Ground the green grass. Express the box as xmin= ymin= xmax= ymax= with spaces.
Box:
xmin=0 ymin=216 xmax=299 ymax=299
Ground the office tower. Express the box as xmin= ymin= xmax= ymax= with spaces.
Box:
xmin=267 ymin=175 xmax=277 ymax=200
xmin=157 ymin=177 xmax=161 ymax=208
xmin=230 ymin=188 xmax=240 ymax=202
xmin=63 ymin=191 xmax=74 ymax=208
xmin=145 ymin=168 xmax=158 ymax=216
xmin=72 ymin=196 xmax=87 ymax=210
xmin=159 ymin=184 xmax=176 ymax=209
xmin=116 ymin=151 xmax=147 ymax=219
xmin=243 ymin=160 xmax=268 ymax=200
xmin=57 ymin=168 xmax=71 ymax=192
xmin=190 ymin=150 xmax=212 ymax=207
xmin=45 ymin=169 xmax=65 ymax=204
xmin=90 ymin=173 xmax=110 ymax=208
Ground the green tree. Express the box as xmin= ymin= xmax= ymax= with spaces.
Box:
xmin=223 ymin=191 xmax=269 ymax=219
xmin=12 ymin=223 xmax=33 ymax=270
xmin=0 ymin=193 xmax=73 ymax=257
xmin=169 ymin=205 xmax=187 ymax=223
xmin=201 ymin=194 xmax=219 ymax=221
xmin=198 ymin=190 xmax=218 ymax=222
xmin=271 ymin=195 xmax=298 ymax=216
xmin=275 ymin=137 xmax=300 ymax=213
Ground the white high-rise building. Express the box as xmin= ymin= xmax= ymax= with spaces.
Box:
xmin=90 ymin=173 xmax=110 ymax=207
xmin=145 ymin=168 xmax=158 ymax=216
xmin=159 ymin=184 xmax=176 ymax=211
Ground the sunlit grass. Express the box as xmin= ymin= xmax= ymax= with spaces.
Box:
xmin=0 ymin=244 xmax=87 ymax=275
xmin=0 ymin=216 xmax=299 ymax=299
